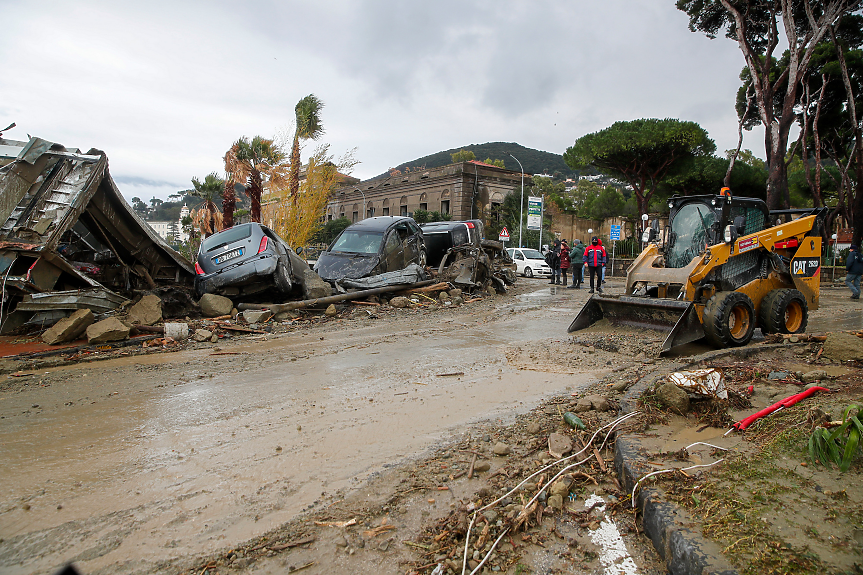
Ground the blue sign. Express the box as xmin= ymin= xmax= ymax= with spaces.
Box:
xmin=610 ymin=225 xmax=621 ymax=241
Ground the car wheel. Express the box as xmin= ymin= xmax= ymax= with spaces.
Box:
xmin=418 ymin=248 xmax=427 ymax=268
xmin=524 ymin=267 xmax=533 ymax=278
xmin=703 ymin=291 xmax=755 ymax=348
xmin=274 ymin=258 xmax=292 ymax=293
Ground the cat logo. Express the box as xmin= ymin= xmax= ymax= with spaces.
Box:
xmin=792 ymin=257 xmax=820 ymax=278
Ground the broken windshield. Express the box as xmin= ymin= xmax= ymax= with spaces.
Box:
xmin=330 ymin=231 xmax=384 ymax=254
xmin=666 ymin=203 xmax=716 ymax=268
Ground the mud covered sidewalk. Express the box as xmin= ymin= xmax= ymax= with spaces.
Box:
xmin=0 ymin=279 xmax=861 ymax=575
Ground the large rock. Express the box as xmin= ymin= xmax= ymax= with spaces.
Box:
xmin=575 ymin=394 xmax=612 ymax=413
xmin=656 ymin=382 xmax=690 ymax=415
xmin=301 ymin=268 xmax=332 ymax=300
xmin=199 ymin=294 xmax=233 ymax=317
xmin=389 ymin=296 xmax=411 ymax=308
xmin=128 ymin=294 xmax=162 ymax=326
xmin=242 ymin=310 xmax=273 ymax=324
xmin=822 ymin=332 xmax=863 ymax=362
xmin=42 ymin=309 xmax=94 ymax=345
xmin=86 ymin=318 xmax=131 ymax=344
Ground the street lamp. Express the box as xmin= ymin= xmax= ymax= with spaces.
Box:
xmin=355 ymin=188 xmax=366 ymax=220
xmin=508 ymin=153 xmax=524 ymax=248
xmin=832 ymin=233 xmax=838 ymax=281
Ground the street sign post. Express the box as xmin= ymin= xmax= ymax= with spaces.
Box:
xmin=499 ymin=226 xmax=510 ymax=244
xmin=609 ymin=225 xmax=621 ymax=278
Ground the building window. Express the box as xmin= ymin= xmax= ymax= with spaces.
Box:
xmin=441 ymin=200 xmax=450 ymax=214
xmin=400 ymin=205 xmax=408 ymax=216
xmin=367 ymin=207 xmax=375 ymax=218
xmin=419 ymin=203 xmax=428 ymax=211
xmin=352 ymin=211 xmax=358 ymax=222
xmin=328 ymin=214 xmax=333 ymax=221
xmin=340 ymin=211 xmax=345 ymax=219
xmin=382 ymin=207 xmax=390 ymax=216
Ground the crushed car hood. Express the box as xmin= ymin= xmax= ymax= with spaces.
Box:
xmin=314 ymin=251 xmax=380 ymax=282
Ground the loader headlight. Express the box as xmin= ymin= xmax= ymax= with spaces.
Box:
xmin=724 ymin=224 xmax=737 ymax=244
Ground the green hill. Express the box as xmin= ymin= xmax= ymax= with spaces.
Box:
xmin=378 ymin=142 xmax=580 ymax=180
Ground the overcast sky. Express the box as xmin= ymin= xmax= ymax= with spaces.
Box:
xmin=1 ymin=1 xmax=761 ymax=203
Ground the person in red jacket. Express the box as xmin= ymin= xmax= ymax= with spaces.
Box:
xmin=559 ymin=240 xmax=571 ymax=286
xmin=582 ymin=237 xmax=606 ymax=293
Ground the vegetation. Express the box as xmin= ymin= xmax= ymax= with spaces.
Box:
xmin=230 ymin=136 xmax=288 ymax=223
xmin=809 ymin=404 xmax=862 ymax=472
xmin=677 ymin=0 xmax=862 ymax=218
xmin=190 ymin=172 xmax=225 ymax=237
xmin=412 ymin=209 xmax=452 ymax=224
xmin=564 ymin=118 xmax=715 ymax=216
xmin=290 ymin=94 xmax=325 ymax=208
xmin=386 ymin=142 xmax=578 ymax=180
xmin=451 ymin=149 xmax=476 ymax=163
xmin=312 ymin=216 xmax=351 ymax=245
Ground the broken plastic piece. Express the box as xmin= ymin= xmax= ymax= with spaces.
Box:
xmin=668 ymin=368 xmax=727 ymax=399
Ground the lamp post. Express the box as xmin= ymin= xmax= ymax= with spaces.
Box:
xmin=508 ymin=153 xmax=524 ymax=248
xmin=832 ymin=233 xmax=838 ymax=281
xmin=355 ymin=188 xmax=366 ymax=221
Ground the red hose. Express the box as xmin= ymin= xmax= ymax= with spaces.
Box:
xmin=733 ymin=386 xmax=828 ymax=431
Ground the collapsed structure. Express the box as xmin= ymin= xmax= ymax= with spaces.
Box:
xmin=0 ymin=136 xmax=194 ymax=333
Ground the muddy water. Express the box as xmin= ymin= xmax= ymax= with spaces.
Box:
xmin=0 ymin=286 xmax=600 ymax=574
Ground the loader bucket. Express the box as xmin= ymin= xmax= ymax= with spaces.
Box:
xmin=567 ymin=295 xmax=705 ymax=355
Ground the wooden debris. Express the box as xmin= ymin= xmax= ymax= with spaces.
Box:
xmin=314 ymin=518 xmax=357 ymax=527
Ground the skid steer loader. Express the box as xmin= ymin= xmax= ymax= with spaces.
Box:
xmin=568 ymin=191 xmax=827 ymax=355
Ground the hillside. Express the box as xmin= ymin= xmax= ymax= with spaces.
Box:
xmin=378 ymin=142 xmax=580 ymax=180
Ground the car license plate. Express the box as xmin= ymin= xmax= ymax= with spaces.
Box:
xmin=214 ymin=248 xmax=243 ymax=264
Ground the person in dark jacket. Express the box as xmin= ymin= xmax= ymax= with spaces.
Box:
xmin=583 ymin=236 xmax=606 ymax=293
xmin=567 ymin=239 xmax=583 ymax=289
xmin=548 ymin=239 xmax=561 ymax=284
xmin=847 ymin=244 xmax=863 ymax=299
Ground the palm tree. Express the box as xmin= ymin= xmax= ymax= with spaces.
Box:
xmin=232 ymin=136 xmax=285 ymax=223
xmin=222 ymin=144 xmax=241 ymax=229
xmin=290 ymin=94 xmax=325 ymax=206
xmin=190 ymin=172 xmax=224 ymax=237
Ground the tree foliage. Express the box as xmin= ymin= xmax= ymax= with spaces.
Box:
xmin=230 ymin=136 xmax=288 ymax=223
xmin=190 ymin=172 xmax=225 ymax=237
xmin=451 ymin=149 xmax=476 ymax=163
xmin=677 ymin=0 xmax=862 ymax=210
xmin=290 ymin=94 xmax=325 ymax=208
xmin=564 ymin=118 xmax=715 ymax=215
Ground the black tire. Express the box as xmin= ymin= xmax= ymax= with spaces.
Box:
xmin=524 ymin=267 xmax=533 ymax=278
xmin=274 ymin=257 xmax=292 ymax=294
xmin=418 ymin=248 xmax=427 ymax=268
xmin=703 ymin=291 xmax=756 ymax=348
xmin=759 ymin=288 xmax=808 ymax=334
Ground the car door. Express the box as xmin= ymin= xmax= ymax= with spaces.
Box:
xmin=399 ymin=222 xmax=420 ymax=266
xmin=382 ymin=228 xmax=404 ymax=272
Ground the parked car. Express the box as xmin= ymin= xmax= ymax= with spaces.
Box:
xmin=420 ymin=220 xmax=483 ymax=267
xmin=194 ymin=223 xmax=296 ymax=297
xmin=506 ymin=247 xmax=552 ymax=278
xmin=314 ymin=216 xmax=426 ymax=283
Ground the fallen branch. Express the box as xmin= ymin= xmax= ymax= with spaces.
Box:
xmin=237 ymin=280 xmax=436 ymax=313
xmin=314 ymin=518 xmax=357 ymax=527
xmin=269 ymin=536 xmax=316 ymax=551
xmin=213 ymin=322 xmax=267 ymax=334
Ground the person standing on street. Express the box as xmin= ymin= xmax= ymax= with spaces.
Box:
xmin=548 ymin=239 xmax=562 ymax=284
xmin=583 ymin=236 xmax=606 ymax=293
xmin=597 ymin=238 xmax=608 ymax=284
xmin=847 ymin=244 xmax=863 ymax=299
xmin=567 ymin=239 xmax=583 ymax=289
xmin=559 ymin=240 xmax=570 ymax=286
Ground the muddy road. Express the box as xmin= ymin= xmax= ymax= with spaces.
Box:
xmin=0 ymin=282 xmax=609 ymax=574
xmin=1 ymin=279 xmax=859 ymax=575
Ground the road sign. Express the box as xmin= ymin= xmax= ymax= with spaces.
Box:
xmin=527 ymin=196 xmax=543 ymax=230
xmin=499 ymin=227 xmax=510 ymax=241
xmin=610 ymin=225 xmax=621 ymax=241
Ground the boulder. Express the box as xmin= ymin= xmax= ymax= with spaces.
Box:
xmin=550 ymin=477 xmax=573 ymax=497
xmin=801 ymin=369 xmax=828 ymax=383
xmin=493 ymin=442 xmax=512 ymax=456
xmin=42 ymin=309 xmax=94 ymax=345
xmin=274 ymin=311 xmax=299 ymax=321
xmin=547 ymin=494 xmax=564 ymax=510
xmin=822 ymin=332 xmax=863 ymax=362
xmin=86 ymin=318 xmax=130 ymax=344
xmin=127 ymin=294 xmax=162 ymax=326
xmin=656 ymin=382 xmax=690 ymax=415
xmin=389 ymin=296 xmax=411 ymax=308
xmin=438 ymin=291 xmax=452 ymax=303
xmin=324 ymin=304 xmax=338 ymax=317
xmin=301 ymin=268 xmax=332 ymax=300
xmin=548 ymin=433 xmax=573 ymax=459
xmin=242 ymin=310 xmax=273 ymax=324
xmin=448 ymin=288 xmax=463 ymax=300
xmin=199 ymin=294 xmax=233 ymax=317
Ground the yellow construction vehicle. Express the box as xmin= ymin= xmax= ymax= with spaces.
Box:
xmin=568 ymin=192 xmax=827 ymax=354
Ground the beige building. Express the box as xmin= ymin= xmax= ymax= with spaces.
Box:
xmin=326 ymin=161 xmax=524 ymax=224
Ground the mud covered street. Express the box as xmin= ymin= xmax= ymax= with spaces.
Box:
xmin=1 ymin=279 xmax=861 ymax=575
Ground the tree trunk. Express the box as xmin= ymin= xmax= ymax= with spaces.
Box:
xmin=290 ymin=135 xmax=301 ymax=208
xmin=765 ymin=122 xmax=791 ymax=211
xmin=222 ymin=179 xmax=235 ymax=229
xmin=249 ymin=170 xmax=263 ymax=223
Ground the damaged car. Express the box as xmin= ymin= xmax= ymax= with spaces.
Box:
xmin=420 ymin=220 xmax=483 ymax=267
xmin=313 ymin=216 xmax=426 ymax=284
xmin=195 ymin=223 xmax=296 ymax=297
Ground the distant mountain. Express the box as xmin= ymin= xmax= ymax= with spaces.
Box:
xmin=377 ymin=142 xmax=580 ymax=180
